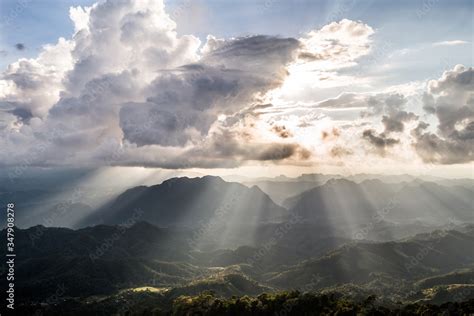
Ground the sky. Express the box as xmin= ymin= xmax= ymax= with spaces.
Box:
xmin=0 ymin=0 xmax=472 ymax=177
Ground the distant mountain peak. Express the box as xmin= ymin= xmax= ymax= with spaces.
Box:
xmin=160 ymin=175 xmax=226 ymax=186
xmin=78 ymin=176 xmax=286 ymax=229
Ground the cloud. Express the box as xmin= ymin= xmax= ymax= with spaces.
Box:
xmin=412 ymin=122 xmax=473 ymax=164
xmin=313 ymin=72 xmax=471 ymax=163
xmin=14 ymin=43 xmax=25 ymax=51
xmin=316 ymin=92 xmax=366 ymax=108
xmin=191 ymin=128 xmax=311 ymax=163
xmin=0 ymin=0 xmax=470 ymax=170
xmin=271 ymin=125 xmax=293 ymax=138
xmin=382 ymin=110 xmax=418 ymax=133
xmin=433 ymin=40 xmax=469 ymax=46
xmin=412 ymin=65 xmax=474 ymax=164
xmin=315 ymin=92 xmax=407 ymax=116
xmin=312 ymin=90 xmax=419 ymax=157
xmin=0 ymin=38 xmax=74 ymax=118
xmin=272 ymin=19 xmax=375 ymax=103
xmin=330 ymin=145 xmax=353 ymax=158
xmin=298 ymin=19 xmax=374 ymax=69
xmin=119 ymin=35 xmax=300 ymax=147
xmin=362 ymin=129 xmax=400 ymax=154
xmin=0 ymin=0 xmax=315 ymax=168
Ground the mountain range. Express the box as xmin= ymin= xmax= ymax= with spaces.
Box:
xmin=2 ymin=173 xmax=473 ymax=314
xmin=4 ymin=221 xmax=474 ymax=313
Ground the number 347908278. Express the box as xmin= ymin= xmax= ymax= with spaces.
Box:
xmin=6 ymin=203 xmax=15 ymax=252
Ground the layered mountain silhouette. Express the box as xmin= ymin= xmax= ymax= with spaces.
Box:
xmin=244 ymin=173 xmax=473 ymax=207
xmin=74 ymin=176 xmax=473 ymax=237
xmin=3 ymin=173 xmax=473 ymax=314
xmin=284 ymin=179 xmax=473 ymax=235
xmin=78 ymin=176 xmax=287 ymax=229
xmin=269 ymin=227 xmax=474 ymax=289
xmin=3 ymin=222 xmax=473 ymax=307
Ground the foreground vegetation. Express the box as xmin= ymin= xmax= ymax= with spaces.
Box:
xmin=17 ymin=290 xmax=474 ymax=315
